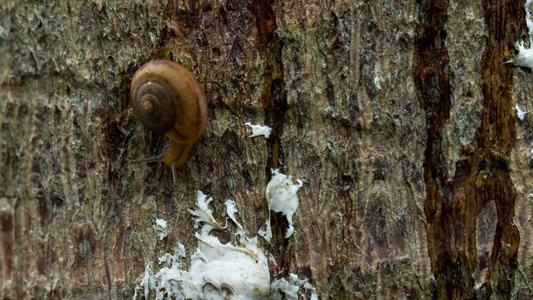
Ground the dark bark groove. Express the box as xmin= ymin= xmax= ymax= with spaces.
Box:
xmin=414 ymin=0 xmax=522 ymax=298
xmin=249 ymin=0 xmax=292 ymax=280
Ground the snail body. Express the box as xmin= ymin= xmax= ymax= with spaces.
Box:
xmin=130 ymin=60 xmax=207 ymax=183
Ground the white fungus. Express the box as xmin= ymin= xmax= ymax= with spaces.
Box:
xmin=506 ymin=0 xmax=533 ymax=68
xmin=244 ymin=122 xmax=273 ymax=138
xmin=515 ymin=104 xmax=533 ymax=120
xmin=134 ymin=191 xmax=270 ymax=299
xmin=153 ymin=219 xmax=170 ymax=241
xmin=270 ymin=273 xmax=318 ymax=300
xmin=259 ymin=169 xmax=303 ymax=243
xmin=134 ymin=177 xmax=315 ymax=299
xmin=374 ymin=71 xmax=381 ymax=90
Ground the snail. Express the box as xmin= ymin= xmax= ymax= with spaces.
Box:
xmin=130 ymin=60 xmax=207 ymax=184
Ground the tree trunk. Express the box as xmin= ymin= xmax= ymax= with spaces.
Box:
xmin=1 ymin=0 xmax=532 ymax=299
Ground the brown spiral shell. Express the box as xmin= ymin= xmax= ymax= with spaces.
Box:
xmin=130 ymin=60 xmax=207 ymax=176
xmin=130 ymin=60 xmax=207 ymax=142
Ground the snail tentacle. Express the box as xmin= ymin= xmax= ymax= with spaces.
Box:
xmin=171 ymin=162 xmax=177 ymax=185
xmin=132 ymin=154 xmax=166 ymax=164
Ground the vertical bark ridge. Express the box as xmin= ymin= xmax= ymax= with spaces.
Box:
xmin=414 ymin=0 xmax=522 ymax=298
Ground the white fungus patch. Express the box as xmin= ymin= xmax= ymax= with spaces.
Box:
xmin=245 ymin=122 xmax=273 ymax=138
xmin=374 ymin=71 xmax=381 ymax=90
xmin=259 ymin=169 xmax=303 ymax=243
xmin=506 ymin=0 xmax=533 ymax=68
xmin=270 ymin=273 xmax=318 ymax=300
xmin=134 ymin=191 xmax=270 ymax=299
xmin=134 ymin=175 xmax=315 ymax=299
xmin=153 ymin=219 xmax=170 ymax=240
xmin=507 ymin=40 xmax=533 ymax=68
xmin=515 ymin=104 xmax=533 ymax=120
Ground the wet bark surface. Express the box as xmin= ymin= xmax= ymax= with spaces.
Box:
xmin=414 ymin=0 xmax=522 ymax=298
xmin=1 ymin=0 xmax=533 ymax=299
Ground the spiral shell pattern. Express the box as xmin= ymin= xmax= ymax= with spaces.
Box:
xmin=130 ymin=60 xmax=207 ymax=141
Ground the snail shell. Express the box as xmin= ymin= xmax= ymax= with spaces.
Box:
xmin=131 ymin=60 xmax=207 ymax=181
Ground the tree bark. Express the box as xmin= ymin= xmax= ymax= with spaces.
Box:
xmin=1 ymin=0 xmax=532 ymax=299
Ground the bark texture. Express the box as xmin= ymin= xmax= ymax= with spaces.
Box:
xmin=1 ymin=0 xmax=533 ymax=299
